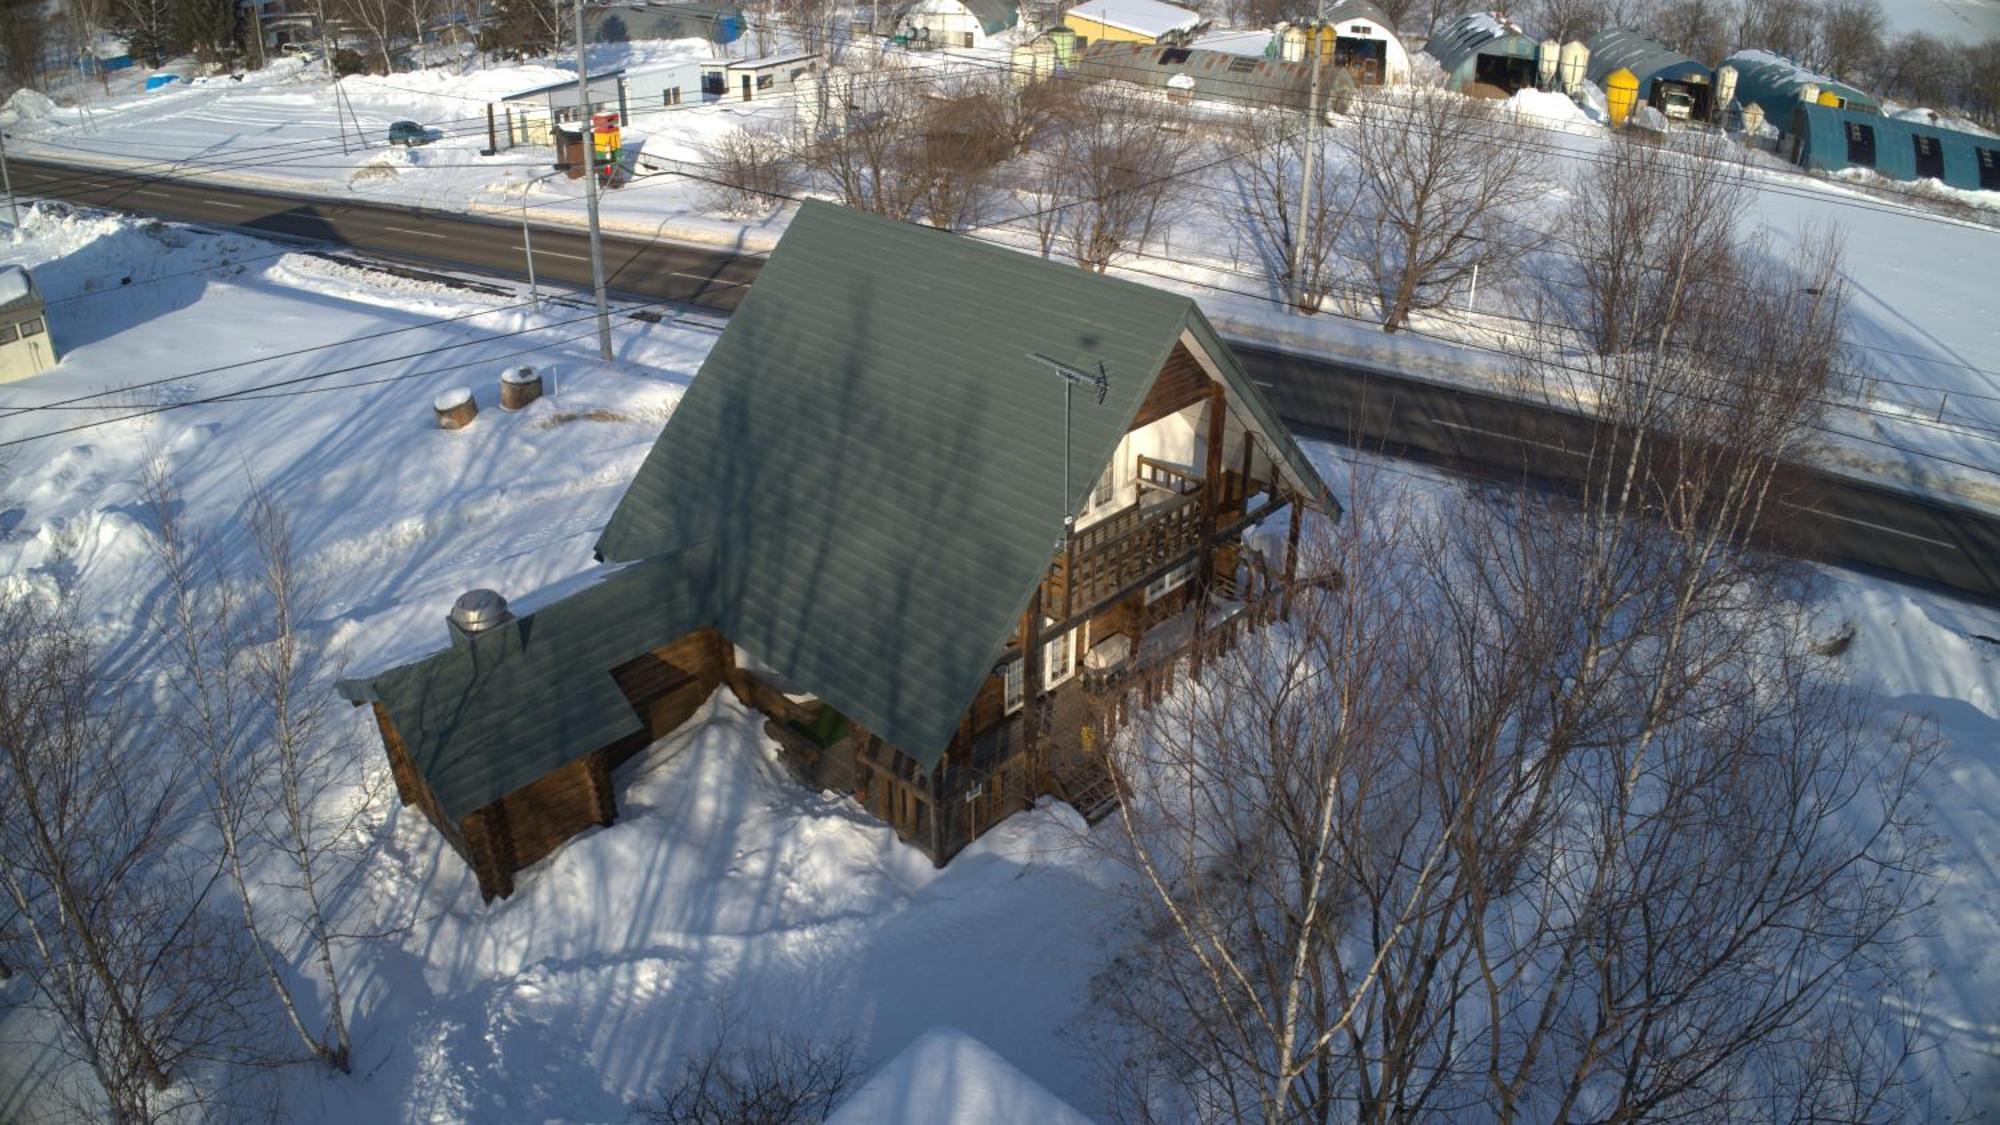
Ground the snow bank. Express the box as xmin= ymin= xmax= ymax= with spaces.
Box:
xmin=826 ymin=1027 xmax=1095 ymax=1125
xmin=1 ymin=86 xmax=57 ymax=125
xmin=1504 ymin=87 xmax=1595 ymax=130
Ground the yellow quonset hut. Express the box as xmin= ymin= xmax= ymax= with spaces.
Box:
xmin=1062 ymin=0 xmax=1205 ymax=45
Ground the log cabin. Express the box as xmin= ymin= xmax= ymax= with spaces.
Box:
xmin=338 ymin=201 xmax=1340 ymax=901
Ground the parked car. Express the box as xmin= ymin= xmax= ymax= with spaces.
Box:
xmin=387 ymin=120 xmax=432 ymax=147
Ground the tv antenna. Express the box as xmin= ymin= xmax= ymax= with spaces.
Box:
xmin=1027 ymin=353 xmax=1110 ymax=551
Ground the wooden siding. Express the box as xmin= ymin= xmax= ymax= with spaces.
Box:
xmin=374 ymin=703 xmax=472 ymax=861
xmin=1129 ymin=343 xmax=1210 ymax=430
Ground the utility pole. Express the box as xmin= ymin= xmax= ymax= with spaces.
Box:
xmin=0 ymin=124 xmax=19 ymax=232
xmin=574 ymin=0 xmax=614 ymax=361
xmin=1289 ymin=0 xmax=1329 ymax=313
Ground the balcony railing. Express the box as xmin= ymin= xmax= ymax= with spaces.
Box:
xmin=1048 ymin=488 xmax=1205 ymax=617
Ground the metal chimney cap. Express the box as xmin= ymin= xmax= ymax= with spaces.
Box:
xmin=449 ymin=589 xmax=511 ymax=634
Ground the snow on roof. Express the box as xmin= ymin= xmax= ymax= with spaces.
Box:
xmin=1192 ymin=28 xmax=1275 ymax=57
xmin=1068 ymin=0 xmax=1204 ymax=38
xmin=826 ymin=1028 xmax=1094 ymax=1125
xmin=0 ymin=266 xmax=39 ymax=315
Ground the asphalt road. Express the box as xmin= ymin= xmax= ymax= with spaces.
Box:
xmin=12 ymin=158 xmax=2000 ymax=605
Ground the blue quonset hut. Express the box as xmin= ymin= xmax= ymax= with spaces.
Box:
xmin=1724 ymin=48 xmax=1878 ymax=124
xmin=1586 ymin=30 xmax=1716 ymax=121
xmin=1423 ymin=12 xmax=1539 ymax=97
xmin=1790 ymin=104 xmax=2000 ymax=192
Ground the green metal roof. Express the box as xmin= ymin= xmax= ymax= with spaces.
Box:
xmin=595 ymin=200 xmax=1333 ymax=765
xmin=338 ymin=545 xmax=717 ymax=822
xmin=1585 ymin=30 xmax=1711 ymax=90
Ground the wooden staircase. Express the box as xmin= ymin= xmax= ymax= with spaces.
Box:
xmin=1049 ymin=747 xmax=1121 ymax=824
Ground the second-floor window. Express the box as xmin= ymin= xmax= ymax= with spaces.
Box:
xmin=1092 ymin=464 xmax=1115 ymax=510
xmin=1004 ymin=659 xmax=1023 ymax=714
xmin=1044 ymin=628 xmax=1075 ymax=687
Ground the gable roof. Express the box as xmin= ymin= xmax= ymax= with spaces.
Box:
xmin=1065 ymin=0 xmax=1205 ymax=38
xmin=595 ymin=201 xmax=1333 ymax=766
xmin=338 ymin=545 xmax=717 ymax=822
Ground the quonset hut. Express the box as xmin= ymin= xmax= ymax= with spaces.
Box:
xmin=1423 ymin=12 xmax=1540 ymax=97
xmin=1586 ymin=30 xmax=1716 ymax=122
xmin=1789 ymin=105 xmax=2000 ymax=192
xmin=1724 ymin=48 xmax=1878 ymax=122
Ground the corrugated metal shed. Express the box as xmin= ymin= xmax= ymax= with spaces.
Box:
xmin=594 ymin=201 xmax=1335 ymax=765
xmin=338 ymin=546 xmax=719 ymax=821
xmin=1585 ymin=29 xmax=1709 ymax=89
xmin=1422 ymin=11 xmax=1539 ymax=92
xmin=1792 ymin=102 xmax=2000 ymax=191
xmin=1072 ymin=40 xmax=1311 ymax=108
xmin=1724 ymin=49 xmax=1879 ymax=122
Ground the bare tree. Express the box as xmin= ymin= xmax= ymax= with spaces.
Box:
xmin=1817 ymin=0 xmax=1885 ymax=82
xmin=1222 ymin=108 xmax=1355 ymax=313
xmin=1563 ymin=132 xmax=1744 ymax=355
xmin=1336 ymin=89 xmax=1548 ymax=332
xmin=1091 ymin=189 xmax=1936 ymax=1122
xmin=1736 ymin=0 xmax=1818 ymax=66
xmin=697 ymin=125 xmax=800 ymax=217
xmin=0 ymin=588 xmax=259 ymax=1121
xmin=144 ymin=468 xmax=374 ymax=1075
xmin=909 ymin=83 xmax=1014 ymax=230
xmin=796 ymin=63 xmax=927 ymax=221
xmin=637 ymin=1019 xmax=860 ymax=1125
xmin=1057 ymin=91 xmax=1196 ymax=274
xmin=1650 ymin=0 xmax=1734 ymax=64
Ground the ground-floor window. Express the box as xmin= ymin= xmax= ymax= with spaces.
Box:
xmin=663 ymin=87 xmax=681 ymax=106
xmin=1844 ymin=121 xmax=1876 ymax=167
xmin=1979 ymin=148 xmax=2000 ymax=192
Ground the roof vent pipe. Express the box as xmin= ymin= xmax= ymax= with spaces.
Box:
xmin=449 ymin=589 xmax=513 ymax=639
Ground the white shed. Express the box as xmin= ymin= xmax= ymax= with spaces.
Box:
xmin=0 ymin=266 xmax=56 ymax=384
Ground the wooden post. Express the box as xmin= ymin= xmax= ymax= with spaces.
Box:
xmin=1238 ymin=430 xmax=1255 ymax=507
xmin=585 ymin=750 xmax=617 ymax=828
xmin=1283 ymin=492 xmax=1303 ymax=621
xmin=1020 ymin=586 xmax=1044 ymax=786
xmin=486 ymin=102 xmax=498 ymax=153
xmin=927 ymin=766 xmax=945 ymax=866
xmin=465 ymin=806 xmax=517 ymax=902
xmin=1198 ymin=384 xmax=1226 ymax=590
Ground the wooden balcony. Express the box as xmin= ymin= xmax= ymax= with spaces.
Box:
xmin=1047 ymin=489 xmax=1205 ymax=618
xmin=1044 ymin=452 xmax=1276 ymax=621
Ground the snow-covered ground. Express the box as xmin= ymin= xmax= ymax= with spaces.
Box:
xmin=10 ymin=41 xmax=2000 ymax=514
xmin=1878 ymin=0 xmax=2000 ymax=41
xmin=0 ymin=171 xmax=1996 ymax=1125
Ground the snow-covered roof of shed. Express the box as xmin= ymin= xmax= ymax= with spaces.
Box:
xmin=825 ymin=1028 xmax=1094 ymax=1125
xmin=0 ymin=266 xmax=41 ymax=317
xmin=1423 ymin=11 xmax=1535 ymax=72
xmin=1192 ymin=28 xmax=1274 ymax=56
xmin=1068 ymin=0 xmax=1204 ymax=38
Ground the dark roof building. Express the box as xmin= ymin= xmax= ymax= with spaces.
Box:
xmin=1788 ymin=104 xmax=2000 ymax=192
xmin=594 ymin=201 xmax=1333 ymax=758
xmin=343 ymin=201 xmax=1338 ymax=899
xmin=1423 ymin=11 xmax=1541 ymax=97
xmin=1586 ymin=29 xmax=1717 ymax=121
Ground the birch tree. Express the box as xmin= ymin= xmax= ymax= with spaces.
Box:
xmin=145 ymin=468 xmax=374 ymax=1075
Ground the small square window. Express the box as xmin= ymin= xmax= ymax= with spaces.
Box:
xmin=0 ymin=323 xmax=16 ymax=344
xmin=18 ymin=317 xmax=44 ymax=338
